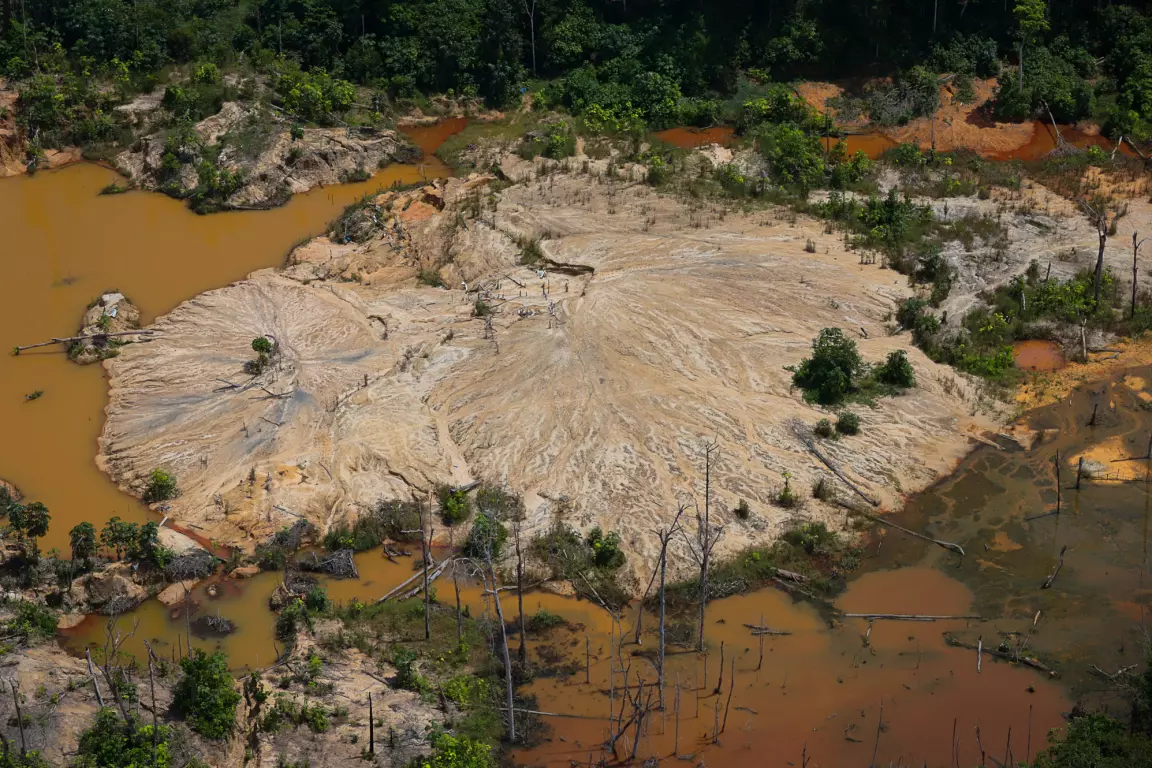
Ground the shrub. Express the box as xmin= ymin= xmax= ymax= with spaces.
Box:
xmin=774 ymin=472 xmax=799 ymax=508
xmin=4 ymin=601 xmax=58 ymax=642
xmin=783 ymin=522 xmax=835 ymax=555
xmin=174 ymin=650 xmax=242 ymax=739
xmin=472 ymin=299 xmax=492 ymax=318
xmin=813 ymin=418 xmax=834 ymax=438
xmin=804 ymin=238 xmax=817 ymax=253
xmin=812 ymin=477 xmax=832 ymax=501
xmin=586 ymin=527 xmax=625 ymax=570
xmin=734 ymin=499 xmax=751 ymax=520
xmin=788 ymin=328 xmax=863 ymax=405
xmin=192 ymin=62 xmax=221 ymax=85
xmin=416 ymin=733 xmax=494 ymax=768
xmin=252 ymin=336 xmax=274 ymax=355
xmin=875 ymin=349 xmax=916 ymax=387
xmin=526 ymin=608 xmax=566 ymax=632
xmin=437 ymin=485 xmax=471 ymax=526
xmin=392 ymin=646 xmax=426 ymax=692
xmin=75 ymin=708 xmax=169 ymax=768
xmin=835 ymin=411 xmax=861 ymax=435
xmin=417 ymin=268 xmax=445 ymax=287
xmin=462 ymin=513 xmax=508 ymax=559
xmin=304 ymin=585 xmax=330 ymax=612
xmin=143 ymin=469 xmax=178 ymax=503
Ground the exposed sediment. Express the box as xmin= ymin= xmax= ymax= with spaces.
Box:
xmin=97 ymin=155 xmax=1009 ymax=582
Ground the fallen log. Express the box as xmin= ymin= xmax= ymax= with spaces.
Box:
xmin=843 ymin=613 xmax=981 ymax=622
xmin=376 ymin=563 xmax=433 ymax=603
xmin=797 ymin=431 xmax=880 ymax=507
xmin=944 ymin=634 xmax=1057 ymax=677
xmin=13 ymin=330 xmax=156 ymax=354
xmin=398 ymin=557 xmax=453 ymax=599
xmin=743 ymin=624 xmax=792 ymax=636
xmin=855 ymin=511 xmax=965 ymax=557
xmin=1041 ymin=545 xmax=1067 ymax=590
xmin=775 ymin=568 xmax=807 ymax=583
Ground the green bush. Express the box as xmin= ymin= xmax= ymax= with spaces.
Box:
xmin=143 ymin=468 xmax=178 ymax=503
xmin=813 ymin=418 xmax=834 ymax=438
xmin=75 ymin=708 xmax=170 ymax=768
xmin=585 ymin=527 xmax=625 ymax=570
xmin=4 ymin=601 xmax=58 ymax=642
xmin=173 ymin=650 xmax=242 ymax=739
xmin=835 ymin=411 xmax=861 ymax=435
xmin=462 ymin=513 xmax=508 ymax=560
xmin=788 ymin=328 xmax=863 ymax=405
xmin=783 ymin=522 xmax=836 ymax=555
xmin=392 ymin=646 xmax=427 ymax=692
xmin=875 ymin=349 xmax=917 ymax=388
xmin=437 ymin=485 xmax=471 ymax=526
xmin=274 ymin=64 xmax=355 ymax=124
xmin=416 ymin=733 xmax=494 ymax=768
xmin=252 ymin=336 xmax=274 ymax=355
xmin=734 ymin=499 xmax=751 ymax=520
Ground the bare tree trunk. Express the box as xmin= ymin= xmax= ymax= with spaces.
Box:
xmin=423 ymin=493 xmax=432 ymax=641
xmin=515 ymin=523 xmax=527 ymax=667
xmin=10 ymin=682 xmax=24 ymax=756
xmin=1019 ymin=42 xmax=1025 ymax=91
xmin=487 ymin=563 xmax=516 ymax=742
xmin=368 ymin=692 xmax=375 ymax=757
xmin=450 ymin=531 xmax=463 ymax=646
xmin=522 ymin=0 xmax=537 ymax=76
xmin=1134 ymin=232 xmax=1147 ymax=319
xmin=143 ymin=641 xmax=158 ymax=766
xmin=1095 ymin=228 xmax=1108 ymax=306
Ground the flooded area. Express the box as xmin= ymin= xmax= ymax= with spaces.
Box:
xmin=60 ymin=547 xmax=432 ymax=671
xmin=988 ymin=121 xmax=1135 ymax=162
xmin=506 ymin=567 xmax=1066 ymax=767
xmin=1013 ymin=339 xmax=1067 ymax=372
xmin=401 ymin=117 xmax=470 ymax=171
xmin=0 ymin=159 xmax=447 ymax=553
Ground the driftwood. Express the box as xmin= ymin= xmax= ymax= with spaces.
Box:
xmin=399 ymin=557 xmax=454 ymax=599
xmin=13 ymin=330 xmax=156 ymax=353
xmin=855 ymin=510 xmax=965 ymax=557
xmin=775 ymin=568 xmax=807 ymax=583
xmin=1041 ymin=546 xmax=1067 ymax=589
xmin=843 ymin=613 xmax=981 ymax=621
xmin=743 ymin=623 xmax=792 ymax=636
xmin=945 ymin=634 xmax=1057 ymax=677
xmin=375 ymin=566 xmax=430 ymax=603
xmin=300 ymin=548 xmax=358 ymax=579
xmin=796 ymin=429 xmax=880 ymax=507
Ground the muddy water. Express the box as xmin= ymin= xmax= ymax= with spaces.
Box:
xmin=653 ymin=126 xmax=738 ymax=149
xmin=0 ymin=160 xmax=447 ymax=553
xmin=989 ymin=121 xmax=1136 ymax=162
xmin=401 ymin=117 xmax=470 ymax=172
xmin=505 ymin=567 xmax=1066 ymax=767
xmin=1013 ymin=339 xmax=1067 ymax=372
xmin=865 ymin=364 xmax=1152 ymax=704
xmin=61 ymin=548 xmax=430 ymax=670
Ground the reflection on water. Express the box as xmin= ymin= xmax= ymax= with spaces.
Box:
xmin=0 ymin=160 xmax=447 ymax=553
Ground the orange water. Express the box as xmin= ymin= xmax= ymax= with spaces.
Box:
xmin=653 ymin=126 xmax=738 ymax=149
xmin=1013 ymin=339 xmax=1067 ymax=372
xmin=0 ymin=161 xmax=447 ymax=554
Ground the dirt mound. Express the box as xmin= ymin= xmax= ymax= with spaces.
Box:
xmin=98 ymin=166 xmax=1000 ymax=580
xmin=115 ymin=100 xmax=418 ymax=209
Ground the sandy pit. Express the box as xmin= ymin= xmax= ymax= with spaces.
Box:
xmin=93 ymin=156 xmax=1007 ymax=583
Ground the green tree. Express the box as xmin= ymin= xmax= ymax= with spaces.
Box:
xmin=75 ymin=707 xmax=170 ymax=768
xmin=788 ymin=328 xmax=863 ymax=405
xmin=417 ymin=733 xmax=494 ymax=768
xmin=875 ymin=349 xmax=916 ymax=387
xmin=251 ymin=336 xmax=273 ymax=355
xmin=437 ymin=485 xmax=471 ymax=525
xmin=173 ymin=649 xmax=241 ymax=739
xmin=70 ymin=521 xmax=97 ymax=568
xmin=9 ymin=501 xmax=49 ymax=561
xmin=1014 ymin=0 xmax=1050 ymax=90
xmin=143 ymin=468 xmax=178 ymax=503
xmin=463 ymin=513 xmax=508 ymax=559
xmin=132 ymin=521 xmax=171 ymax=568
xmin=758 ymin=124 xmax=824 ymax=190
xmin=101 ymin=516 xmax=140 ymax=559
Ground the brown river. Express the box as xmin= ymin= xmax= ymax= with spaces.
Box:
xmin=1 ymin=121 xmax=1146 ymax=766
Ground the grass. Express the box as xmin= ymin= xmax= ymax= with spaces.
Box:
xmin=435 ymin=112 xmax=546 ymax=174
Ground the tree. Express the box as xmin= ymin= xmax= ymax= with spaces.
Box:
xmin=1014 ymin=0 xmax=1050 ymax=90
xmin=789 ymin=328 xmax=864 ymax=405
xmin=143 ymin=468 xmax=178 ymax=503
xmin=75 ymin=708 xmax=170 ymax=768
xmin=1078 ymin=196 xmax=1122 ymax=307
xmin=9 ymin=502 xmax=49 ymax=562
xmin=101 ymin=517 xmax=140 ymax=560
xmin=70 ymin=522 xmax=98 ymax=569
xmin=1134 ymin=232 xmax=1149 ymax=319
xmin=875 ymin=349 xmax=916 ymax=387
xmin=417 ymin=732 xmax=494 ymax=768
xmin=681 ymin=441 xmax=725 ymax=652
xmin=251 ymin=336 xmax=273 ymax=355
xmin=173 ymin=649 xmax=241 ymax=739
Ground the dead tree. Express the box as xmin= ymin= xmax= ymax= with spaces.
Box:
xmin=681 ymin=440 xmax=726 ymax=652
xmin=482 ymin=540 xmax=516 ymax=742
xmin=1078 ymin=196 xmax=1122 ymax=306
xmin=450 ymin=528 xmax=464 ymax=646
xmin=514 ymin=521 xmax=527 ymax=667
xmin=143 ymin=641 xmax=159 ymax=766
xmin=98 ymin=614 xmax=141 ymax=724
xmin=655 ymin=505 xmax=687 ymax=703
xmin=1134 ymin=232 xmax=1150 ymax=319
xmin=422 ymin=493 xmax=432 ymax=641
xmin=520 ymin=0 xmax=538 ymax=76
